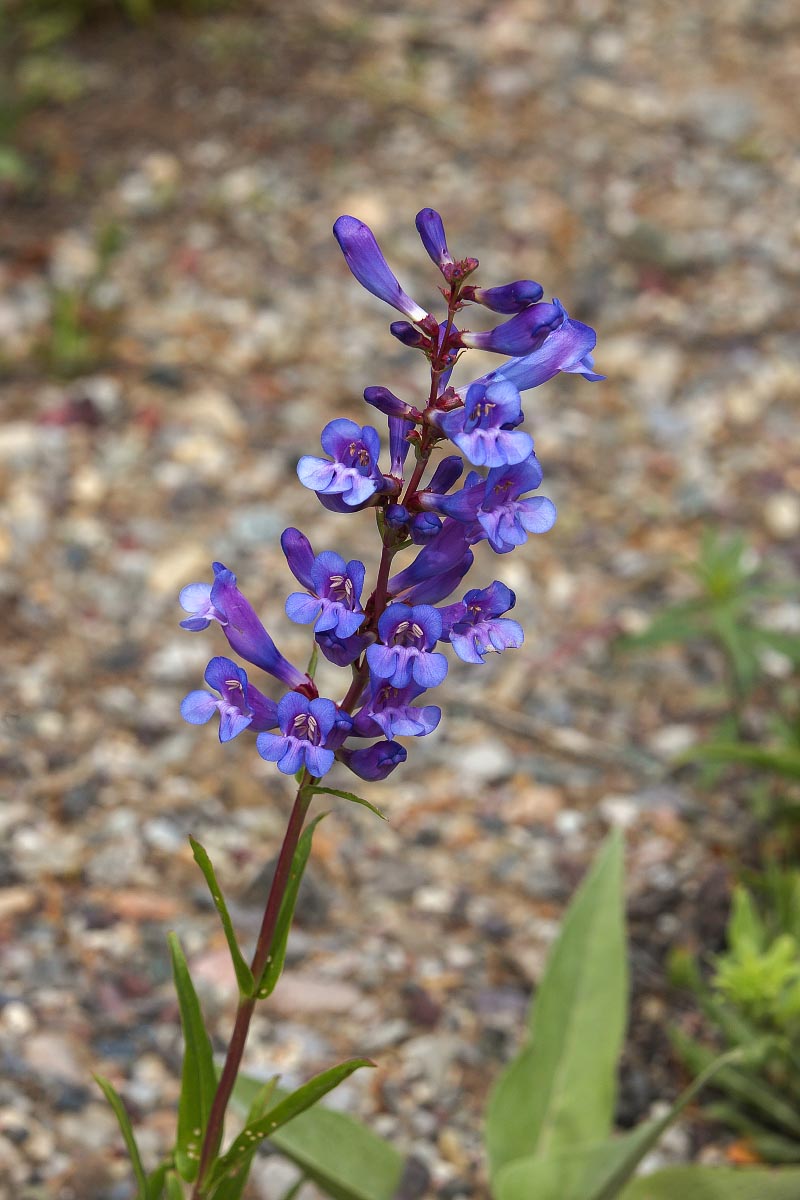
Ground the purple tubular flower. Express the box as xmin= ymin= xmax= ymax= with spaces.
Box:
xmin=424 ymin=455 xmax=464 ymax=496
xmin=439 ymin=582 xmax=524 ymax=664
xmin=415 ymin=208 xmax=454 ymax=273
xmin=469 ymin=300 xmax=603 ymax=393
xmin=389 ymin=321 xmax=430 ymax=349
xmin=180 ymin=656 xmax=279 ymax=742
xmin=363 ymin=385 xmax=416 ymax=418
xmin=285 ymin=550 xmax=366 ymax=638
xmin=367 ymin=603 xmax=448 ymax=689
xmin=182 ymin=563 xmax=306 ymax=689
xmin=280 ymin=527 xmax=315 ymax=590
xmin=316 ymin=629 xmax=369 ymax=667
xmin=297 ymin=418 xmax=383 ymax=506
xmin=324 ymin=705 xmax=356 ymax=752
xmin=389 ymin=519 xmax=474 ymax=605
xmin=476 ymin=457 xmax=557 ymax=552
xmin=389 ymin=415 xmax=414 ymax=477
xmin=434 ymin=380 xmax=533 ymax=469
xmin=256 ymin=693 xmax=342 ymax=778
xmin=316 ymin=490 xmax=383 ymax=515
xmin=409 ymin=512 xmax=442 ymax=544
xmin=459 ymin=301 xmax=564 ymax=357
xmin=385 ymin=503 xmax=410 ymax=530
xmin=352 ymin=680 xmax=441 ymax=739
xmin=333 ymin=216 xmax=430 ymax=326
xmin=461 ymin=280 xmax=544 ymax=313
xmin=337 ymin=740 xmax=407 ymax=781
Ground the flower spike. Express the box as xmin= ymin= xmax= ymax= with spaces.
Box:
xmin=180 ymin=206 xmax=600 ymax=790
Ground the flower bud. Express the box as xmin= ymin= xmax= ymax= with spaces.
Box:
xmin=363 ymin=385 xmax=416 ymax=418
xmin=462 ymin=280 xmax=544 ymax=313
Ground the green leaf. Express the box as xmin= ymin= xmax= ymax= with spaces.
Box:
xmin=209 ymin=1059 xmax=374 ymax=1190
xmin=704 ymin=1102 xmax=800 ymax=1163
xmin=486 ymin=832 xmax=627 ymax=1179
xmin=232 ymin=1075 xmax=404 ymax=1200
xmin=256 ymin=813 xmax=327 ymax=998
xmin=0 ymin=146 xmax=31 ymax=186
xmin=682 ymin=742 xmax=800 ymax=779
xmin=190 ymin=838 xmax=255 ymax=998
xmin=146 ymin=1161 xmax=172 ymax=1200
xmin=165 ymin=1172 xmax=184 ymax=1200
xmin=279 ymin=1182 xmax=306 ymax=1200
xmin=672 ymin=1030 xmax=800 ymax=1137
xmin=168 ymin=932 xmax=218 ymax=1181
xmin=245 ymin=1075 xmax=280 ymax=1121
xmin=94 ymin=1074 xmax=149 ymax=1198
xmin=619 ymin=1166 xmax=800 ymax=1199
xmin=728 ymin=885 xmax=767 ymax=954
xmin=493 ymin=1050 xmax=739 ymax=1200
xmin=309 ymin=786 xmax=387 ymax=821
xmin=205 ymin=1078 xmax=282 ymax=1200
xmin=617 ymin=600 xmax=709 ymax=651
xmin=756 ymin=629 xmax=800 ymax=665
xmin=711 ymin=606 xmax=760 ymax=693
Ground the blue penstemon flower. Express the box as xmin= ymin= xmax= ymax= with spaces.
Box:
xmin=256 ymin=694 xmax=346 ymax=778
xmin=297 ymin=418 xmax=385 ymax=507
xmin=366 ymin=603 xmax=449 ymax=690
xmin=180 ymin=656 xmax=278 ymax=742
xmin=179 ymin=207 xmax=600 ymax=787
xmin=281 ymin=528 xmax=367 ymax=639
xmin=439 ymin=582 xmax=524 ymax=664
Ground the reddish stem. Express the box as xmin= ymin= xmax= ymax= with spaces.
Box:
xmin=192 ymin=780 xmax=314 ymax=1197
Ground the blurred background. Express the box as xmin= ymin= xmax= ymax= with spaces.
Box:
xmin=1 ymin=1 xmax=799 ymax=1196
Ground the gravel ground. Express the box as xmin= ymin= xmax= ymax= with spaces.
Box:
xmin=1 ymin=2 xmax=799 ymax=1196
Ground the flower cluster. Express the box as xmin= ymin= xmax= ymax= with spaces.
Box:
xmin=180 ymin=209 xmax=601 ymax=782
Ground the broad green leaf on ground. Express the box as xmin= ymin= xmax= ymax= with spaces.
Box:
xmin=168 ymin=932 xmax=218 ymax=1181
xmin=494 ymin=1050 xmax=740 ymax=1200
xmin=620 ymin=1166 xmax=800 ymax=1199
xmin=94 ymin=1074 xmax=149 ymax=1198
xmin=209 ymin=1059 xmax=374 ymax=1190
xmin=190 ymin=838 xmax=255 ymax=997
xmin=231 ymin=1074 xmax=404 ymax=1200
xmin=257 ymin=813 xmax=327 ymax=998
xmin=486 ymin=831 xmax=626 ymax=1179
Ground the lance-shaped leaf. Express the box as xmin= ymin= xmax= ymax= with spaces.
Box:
xmin=146 ymin=1160 xmax=173 ymax=1200
xmin=190 ymin=838 xmax=255 ymax=998
xmin=168 ymin=932 xmax=218 ymax=1181
xmin=165 ymin=1172 xmax=185 ymax=1200
xmin=232 ymin=1074 xmax=405 ymax=1200
xmin=94 ymin=1073 xmax=149 ymax=1199
xmin=309 ymin=785 xmax=387 ymax=821
xmin=256 ymin=812 xmax=327 ymax=999
xmin=208 ymin=1059 xmax=374 ymax=1191
xmin=493 ymin=1049 xmax=741 ymax=1200
xmin=207 ymin=1078 xmax=281 ymax=1200
xmin=486 ymin=832 xmax=626 ymax=1178
xmin=619 ymin=1166 xmax=800 ymax=1199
